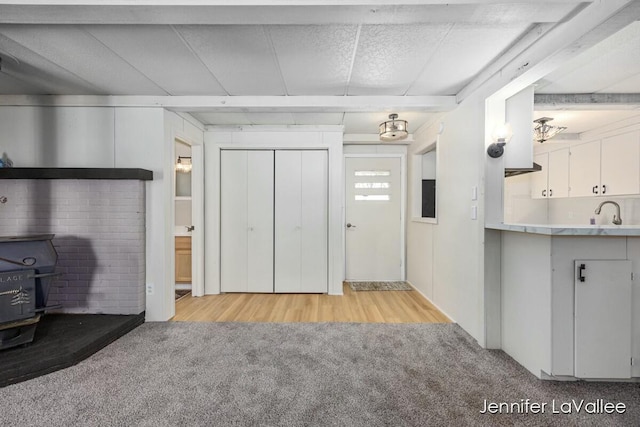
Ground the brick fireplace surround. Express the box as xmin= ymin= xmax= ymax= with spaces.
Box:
xmin=0 ymin=168 xmax=152 ymax=315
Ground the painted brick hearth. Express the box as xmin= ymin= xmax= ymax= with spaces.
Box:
xmin=0 ymin=179 xmax=145 ymax=315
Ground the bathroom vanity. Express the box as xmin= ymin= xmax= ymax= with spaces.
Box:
xmin=486 ymin=223 xmax=640 ymax=381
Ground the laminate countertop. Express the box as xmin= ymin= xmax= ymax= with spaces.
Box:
xmin=485 ymin=223 xmax=640 ymax=236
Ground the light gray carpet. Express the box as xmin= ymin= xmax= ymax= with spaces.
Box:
xmin=348 ymin=281 xmax=413 ymax=291
xmin=0 ymin=322 xmax=638 ymax=426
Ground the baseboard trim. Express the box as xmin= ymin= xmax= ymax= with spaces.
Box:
xmin=405 ymin=280 xmax=455 ymax=323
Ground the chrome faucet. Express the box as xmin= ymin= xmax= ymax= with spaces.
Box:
xmin=594 ymin=201 xmax=622 ymax=225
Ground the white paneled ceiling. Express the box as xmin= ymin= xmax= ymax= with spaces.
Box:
xmin=536 ymin=21 xmax=640 ymax=94
xmin=0 ymin=1 xmax=632 ymax=134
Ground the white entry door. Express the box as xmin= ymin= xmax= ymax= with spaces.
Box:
xmin=345 ymin=157 xmax=402 ymax=281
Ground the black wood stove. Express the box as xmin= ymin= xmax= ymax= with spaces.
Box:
xmin=0 ymin=235 xmax=60 ymax=350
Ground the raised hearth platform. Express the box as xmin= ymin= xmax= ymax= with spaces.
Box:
xmin=0 ymin=313 xmax=144 ymax=387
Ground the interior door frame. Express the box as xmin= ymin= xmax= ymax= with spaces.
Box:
xmin=172 ymin=134 xmax=205 ymax=298
xmin=343 ymin=153 xmax=407 ymax=281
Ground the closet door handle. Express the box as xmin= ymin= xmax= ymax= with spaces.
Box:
xmin=592 ymin=185 xmax=598 ymax=194
xmin=346 ymin=223 xmax=356 ymax=228
xmin=542 ymin=189 xmax=546 ymax=197
xmin=602 ymin=184 xmax=607 ymax=194
xmin=549 ymin=189 xmax=553 ymax=197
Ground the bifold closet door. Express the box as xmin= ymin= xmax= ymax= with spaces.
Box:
xmin=220 ymin=150 xmax=274 ymax=293
xmin=275 ymin=150 xmax=328 ymax=293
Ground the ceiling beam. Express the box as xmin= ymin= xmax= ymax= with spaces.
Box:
xmin=0 ymin=1 xmax=588 ymax=5
xmin=534 ymin=93 xmax=640 ymax=109
xmin=457 ymin=0 xmax=639 ymax=102
xmin=0 ymin=95 xmax=458 ymax=112
xmin=0 ymin=2 xmax=587 ymax=25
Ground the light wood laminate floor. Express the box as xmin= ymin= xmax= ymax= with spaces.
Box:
xmin=172 ymin=283 xmax=450 ymax=323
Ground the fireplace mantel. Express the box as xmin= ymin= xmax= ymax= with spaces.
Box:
xmin=0 ymin=168 xmax=153 ymax=180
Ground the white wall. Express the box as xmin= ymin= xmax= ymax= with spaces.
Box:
xmin=0 ymin=106 xmax=203 ymax=321
xmin=408 ymin=96 xmax=487 ymax=342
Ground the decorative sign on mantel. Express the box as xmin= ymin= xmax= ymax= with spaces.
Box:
xmin=0 ymin=168 xmax=153 ymax=181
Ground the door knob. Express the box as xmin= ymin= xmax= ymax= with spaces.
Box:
xmin=346 ymin=223 xmax=356 ymax=228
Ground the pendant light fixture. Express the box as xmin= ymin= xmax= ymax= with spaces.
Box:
xmin=379 ymin=113 xmax=409 ymax=141
xmin=176 ymin=156 xmax=192 ymax=173
xmin=533 ymin=117 xmax=567 ymax=143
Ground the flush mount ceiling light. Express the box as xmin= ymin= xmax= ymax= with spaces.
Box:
xmin=379 ymin=113 xmax=408 ymax=141
xmin=176 ymin=156 xmax=192 ymax=173
xmin=533 ymin=117 xmax=567 ymax=143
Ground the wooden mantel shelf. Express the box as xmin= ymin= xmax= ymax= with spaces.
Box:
xmin=0 ymin=168 xmax=153 ymax=181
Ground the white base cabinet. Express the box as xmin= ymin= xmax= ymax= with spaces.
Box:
xmin=574 ymin=260 xmax=632 ymax=379
xmin=501 ymin=232 xmax=636 ymax=380
xmin=221 ymin=149 xmax=328 ymax=294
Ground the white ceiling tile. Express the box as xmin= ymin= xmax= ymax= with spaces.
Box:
xmin=245 ymin=112 xmax=295 ymax=125
xmin=601 ymin=73 xmax=640 ymax=93
xmin=408 ymin=24 xmax=529 ymax=96
xmin=292 ymin=112 xmax=344 ymax=126
xmin=83 ymin=25 xmax=227 ymax=95
xmin=348 ymin=24 xmax=452 ymax=96
xmin=268 ymin=25 xmax=358 ymax=95
xmin=190 ymin=112 xmax=251 ymax=126
xmin=175 ymin=25 xmax=285 ymax=95
xmin=0 ymin=72 xmax=43 ymax=94
xmin=0 ymin=31 xmax=104 ymax=94
xmin=0 ymin=25 xmax=166 ymax=95
xmin=537 ymin=21 xmax=640 ymax=94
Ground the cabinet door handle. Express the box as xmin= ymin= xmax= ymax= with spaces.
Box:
xmin=592 ymin=185 xmax=598 ymax=194
xmin=542 ymin=189 xmax=546 ymax=197
xmin=602 ymin=184 xmax=607 ymax=194
xmin=578 ymin=263 xmax=586 ymax=282
xmin=549 ymin=189 xmax=553 ymax=197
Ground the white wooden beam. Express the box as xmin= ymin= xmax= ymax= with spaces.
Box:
xmin=534 ymin=93 xmax=640 ymax=109
xmin=0 ymin=1 xmax=588 ymax=25
xmin=458 ymin=0 xmax=640 ymax=102
xmin=0 ymin=95 xmax=458 ymax=112
xmin=0 ymin=1 xmax=588 ymax=5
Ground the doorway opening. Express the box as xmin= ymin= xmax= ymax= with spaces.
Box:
xmin=174 ymin=140 xmax=193 ymax=300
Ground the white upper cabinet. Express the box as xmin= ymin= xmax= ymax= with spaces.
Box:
xmin=569 ymin=131 xmax=640 ymax=197
xmin=548 ymin=149 xmax=570 ymax=198
xmin=531 ymin=149 xmax=569 ymax=199
xmin=531 ymin=153 xmax=548 ymax=199
xmin=600 ymin=131 xmax=640 ymax=196
xmin=569 ymin=140 xmax=601 ymax=197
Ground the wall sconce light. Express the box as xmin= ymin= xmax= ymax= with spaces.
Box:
xmin=487 ymin=123 xmax=513 ymax=158
xmin=176 ymin=156 xmax=192 ymax=173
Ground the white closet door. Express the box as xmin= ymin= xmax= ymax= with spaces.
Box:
xmin=275 ymin=150 xmax=328 ymax=293
xmin=221 ymin=150 xmax=274 ymax=293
